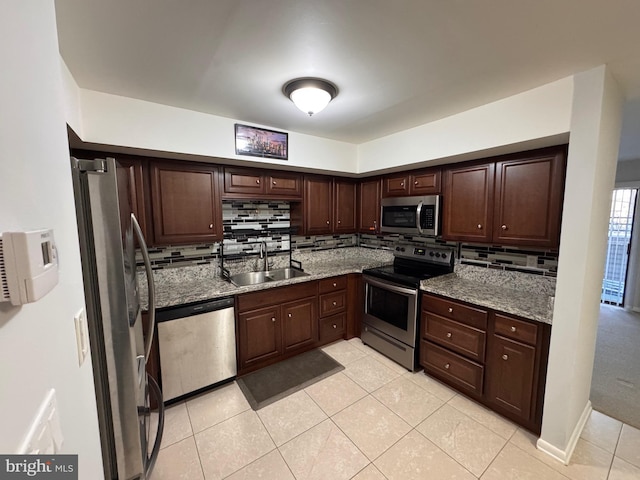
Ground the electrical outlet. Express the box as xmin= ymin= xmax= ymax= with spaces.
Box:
xmin=74 ymin=308 xmax=89 ymax=366
xmin=526 ymin=255 xmax=538 ymax=268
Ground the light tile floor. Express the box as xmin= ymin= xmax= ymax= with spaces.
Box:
xmin=150 ymin=339 xmax=640 ymax=480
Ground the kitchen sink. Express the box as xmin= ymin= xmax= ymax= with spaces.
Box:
xmin=228 ymin=268 xmax=309 ymax=287
xmin=265 ymin=268 xmax=309 ymax=281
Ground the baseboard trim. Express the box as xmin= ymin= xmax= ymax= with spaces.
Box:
xmin=632 ymin=307 xmax=640 ymax=314
xmin=537 ymin=401 xmax=592 ymax=465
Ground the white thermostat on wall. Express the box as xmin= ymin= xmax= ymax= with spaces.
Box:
xmin=0 ymin=229 xmax=59 ymax=306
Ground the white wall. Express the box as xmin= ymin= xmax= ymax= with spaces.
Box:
xmin=60 ymin=58 xmax=83 ymax=138
xmin=357 ymin=77 xmax=574 ymax=173
xmin=0 ymin=2 xmax=103 ymax=477
xmin=539 ymin=66 xmax=623 ymax=461
xmin=78 ymin=89 xmax=359 ymax=174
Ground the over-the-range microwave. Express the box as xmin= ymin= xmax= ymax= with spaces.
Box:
xmin=380 ymin=195 xmax=440 ymax=236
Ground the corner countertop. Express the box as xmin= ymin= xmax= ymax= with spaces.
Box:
xmin=140 ymin=247 xmax=394 ymax=310
xmin=420 ymin=264 xmax=556 ymax=325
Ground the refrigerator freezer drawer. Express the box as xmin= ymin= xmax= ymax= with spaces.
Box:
xmin=158 ymin=303 xmax=236 ymax=401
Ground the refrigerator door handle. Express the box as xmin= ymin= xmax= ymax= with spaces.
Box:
xmin=145 ymin=374 xmax=164 ymax=478
xmin=131 ymin=213 xmax=156 ymax=364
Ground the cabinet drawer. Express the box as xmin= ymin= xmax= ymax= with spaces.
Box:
xmin=421 ymin=340 xmax=484 ymax=396
xmin=238 ymin=281 xmax=318 ymax=312
xmin=423 ymin=312 xmax=486 ymax=363
xmin=319 ymin=313 xmax=345 ymax=341
xmin=494 ymin=314 xmax=538 ymax=346
xmin=424 ymin=294 xmax=488 ymax=330
xmin=319 ymin=291 xmax=346 ymax=317
xmin=319 ymin=276 xmax=347 ymax=293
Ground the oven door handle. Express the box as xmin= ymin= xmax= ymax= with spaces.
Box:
xmin=416 ymin=201 xmax=424 ymax=235
xmin=364 ymin=275 xmax=418 ymax=297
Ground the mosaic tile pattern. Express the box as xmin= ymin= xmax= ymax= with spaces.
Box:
xmin=460 ymin=243 xmax=559 ymax=276
xmin=137 ymin=200 xmax=559 ymax=278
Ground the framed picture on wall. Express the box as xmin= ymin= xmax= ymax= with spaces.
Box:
xmin=234 ymin=124 xmax=288 ymax=160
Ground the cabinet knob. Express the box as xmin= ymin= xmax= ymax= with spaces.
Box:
xmin=446 ymin=332 xmax=452 ymax=338
xmin=477 ymin=224 xmax=482 ymax=229
xmin=444 ymin=363 xmax=450 ymax=370
xmin=288 ymin=313 xmax=292 ymax=318
xmin=448 ymin=307 xmax=453 ymax=313
xmin=400 ymin=182 xmax=404 ymax=187
xmin=338 ymin=220 xmax=341 ymax=224
xmin=272 ymin=180 xmax=276 ymax=185
xmin=510 ymin=326 xmax=517 ymax=332
xmin=271 ymin=317 xmax=276 ymax=322
xmin=332 ymin=301 xmax=337 ymax=306
xmin=501 ymin=224 xmax=507 ymax=230
xmin=502 ymin=354 xmax=509 ymax=361
xmin=209 ymin=224 xmax=213 ymax=229
xmin=256 ymin=179 xmax=260 ymax=184
xmin=332 ymin=282 xmax=337 ymax=287
xmin=414 ymin=181 xmax=419 ymax=186
xmin=332 ymin=324 xmax=337 ymax=329
xmin=326 ymin=220 xmax=330 ymax=225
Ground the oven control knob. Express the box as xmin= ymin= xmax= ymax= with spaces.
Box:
xmin=435 ymin=252 xmax=441 ymax=258
xmin=441 ymin=253 xmax=447 ymax=259
xmin=429 ymin=251 xmax=435 ymax=257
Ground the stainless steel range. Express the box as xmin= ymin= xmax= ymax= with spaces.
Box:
xmin=362 ymin=246 xmax=454 ymax=371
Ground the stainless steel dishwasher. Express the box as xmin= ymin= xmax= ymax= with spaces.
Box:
xmin=156 ymin=296 xmax=236 ymax=402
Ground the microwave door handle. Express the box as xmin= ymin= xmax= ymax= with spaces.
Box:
xmin=416 ymin=201 xmax=424 ymax=235
xmin=131 ymin=213 xmax=155 ymax=365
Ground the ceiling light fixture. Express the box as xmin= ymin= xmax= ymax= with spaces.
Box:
xmin=283 ymin=78 xmax=338 ymax=117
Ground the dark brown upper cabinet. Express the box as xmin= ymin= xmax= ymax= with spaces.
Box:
xmin=150 ymin=161 xmax=223 ymax=245
xmin=222 ymin=167 xmax=302 ymax=200
xmin=291 ymin=176 xmax=357 ymax=236
xmin=382 ymin=167 xmax=441 ymax=197
xmin=443 ymin=146 xmax=566 ymax=249
xmin=358 ymin=177 xmax=382 ymax=234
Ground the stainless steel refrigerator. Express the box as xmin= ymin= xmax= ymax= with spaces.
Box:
xmin=71 ymin=156 xmax=164 ymax=480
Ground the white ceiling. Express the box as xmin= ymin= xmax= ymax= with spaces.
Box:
xmin=55 ymin=0 xmax=640 ymax=148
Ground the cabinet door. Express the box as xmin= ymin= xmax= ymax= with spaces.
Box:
xmin=442 ymin=163 xmax=494 ymax=242
xmin=238 ymin=306 xmax=281 ymax=369
xmin=358 ymin=178 xmax=381 ymax=233
xmin=410 ymin=169 xmax=441 ymax=195
xmin=304 ymin=176 xmax=333 ymax=235
xmin=150 ymin=162 xmax=222 ymax=245
xmin=493 ymin=150 xmax=565 ymax=248
xmin=334 ymin=179 xmax=357 ymax=233
xmin=223 ymin=167 xmax=265 ymax=196
xmin=266 ymin=172 xmax=302 ymax=198
xmin=382 ymin=174 xmax=410 ymax=197
xmin=282 ymin=297 xmax=317 ymax=352
xmin=115 ymin=158 xmax=151 ymax=244
xmin=486 ymin=334 xmax=536 ymax=421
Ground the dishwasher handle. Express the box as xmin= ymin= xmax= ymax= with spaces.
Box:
xmin=156 ymin=297 xmax=235 ymax=322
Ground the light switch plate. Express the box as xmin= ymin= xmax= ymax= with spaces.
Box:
xmin=74 ymin=307 xmax=89 ymax=366
xmin=17 ymin=389 xmax=63 ymax=455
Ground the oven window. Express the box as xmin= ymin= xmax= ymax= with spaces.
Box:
xmin=367 ymin=284 xmax=409 ymax=331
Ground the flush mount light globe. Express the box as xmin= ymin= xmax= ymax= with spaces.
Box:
xmin=283 ymin=78 xmax=338 ymax=116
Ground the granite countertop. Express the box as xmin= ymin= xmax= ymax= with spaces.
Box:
xmin=420 ymin=264 xmax=556 ymax=324
xmin=140 ymin=247 xmax=394 ymax=310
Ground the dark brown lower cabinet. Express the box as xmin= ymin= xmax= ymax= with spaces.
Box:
xmin=485 ymin=335 xmax=535 ymax=419
xmin=282 ymin=297 xmax=318 ymax=353
xmin=238 ymin=305 xmax=282 ymax=370
xmin=420 ymin=293 xmax=550 ymax=434
xmin=237 ymin=282 xmax=319 ymax=375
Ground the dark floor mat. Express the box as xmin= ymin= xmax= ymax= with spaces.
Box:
xmin=237 ymin=349 xmax=344 ymax=410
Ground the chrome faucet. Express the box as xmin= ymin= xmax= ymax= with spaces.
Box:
xmin=259 ymin=241 xmax=269 ymax=271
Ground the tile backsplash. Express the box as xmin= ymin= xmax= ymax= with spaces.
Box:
xmin=137 ymin=200 xmax=558 ymax=276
